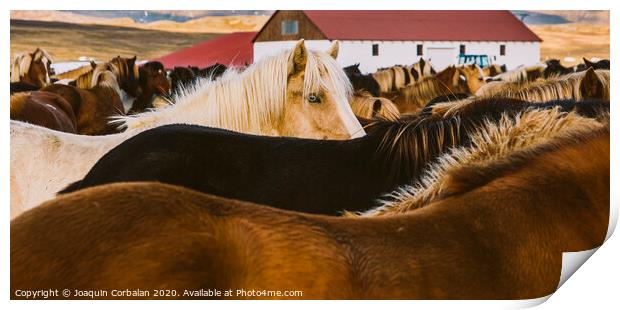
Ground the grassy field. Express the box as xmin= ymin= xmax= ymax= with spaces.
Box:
xmin=531 ymin=23 xmax=609 ymax=65
xmin=10 ymin=20 xmax=220 ymax=62
xmin=11 ymin=19 xmax=609 ymax=66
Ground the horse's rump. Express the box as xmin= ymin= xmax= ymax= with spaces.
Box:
xmin=12 ymin=126 xmax=609 ymax=300
xmin=10 ymin=92 xmax=77 ymax=133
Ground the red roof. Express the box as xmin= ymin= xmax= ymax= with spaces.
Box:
xmin=156 ymin=32 xmax=256 ymax=69
xmin=269 ymin=11 xmax=541 ymax=42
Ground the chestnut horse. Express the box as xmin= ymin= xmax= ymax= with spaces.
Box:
xmin=59 ymin=99 xmax=607 ymax=215
xmin=390 ymin=65 xmax=485 ymax=114
xmin=10 ymin=47 xmax=54 ymax=88
xmin=10 ymin=91 xmax=77 ymax=133
xmin=10 ymin=40 xmax=365 ymax=218
xmin=11 ymin=126 xmax=609 ymax=299
xmin=67 ymin=56 xmax=142 ymax=113
xmin=41 ymin=69 xmax=125 ymax=135
xmin=128 ymin=61 xmax=171 ymax=114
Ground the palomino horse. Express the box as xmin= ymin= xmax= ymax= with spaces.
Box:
xmin=58 ymin=99 xmax=606 ymax=215
xmin=12 ymin=125 xmax=609 ymax=299
xmin=52 ymin=63 xmax=96 ymax=81
xmin=487 ymin=64 xmax=545 ymax=83
xmin=128 ymin=61 xmax=171 ymax=114
xmin=390 ymin=65 xmax=485 ymax=114
xmin=476 ymin=68 xmax=610 ymax=102
xmin=41 ymin=68 xmax=125 ymax=135
xmin=482 ymin=64 xmax=507 ymax=77
xmin=10 ymin=48 xmax=54 ymax=88
xmin=372 ymin=59 xmax=436 ymax=94
xmin=350 ymin=90 xmax=400 ymax=121
xmin=406 ymin=58 xmax=436 ymax=83
xmin=10 ymin=39 xmax=365 ymax=218
xmin=10 ymin=91 xmax=77 ymax=133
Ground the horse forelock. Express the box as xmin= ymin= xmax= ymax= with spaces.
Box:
xmin=362 ymin=107 xmax=605 ymax=217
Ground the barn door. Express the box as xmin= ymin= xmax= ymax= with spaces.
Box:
xmin=427 ymin=47 xmax=457 ymax=71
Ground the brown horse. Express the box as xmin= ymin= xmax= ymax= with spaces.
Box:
xmin=10 ymin=91 xmax=77 ymax=133
xmin=42 ymin=70 xmax=125 ymax=135
xmin=11 ymin=125 xmax=608 ymax=299
xmin=10 ymin=48 xmax=54 ymax=88
xmin=128 ymin=61 xmax=171 ymax=114
xmin=390 ymin=65 xmax=484 ymax=114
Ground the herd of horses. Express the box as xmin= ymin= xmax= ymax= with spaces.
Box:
xmin=10 ymin=40 xmax=610 ymax=299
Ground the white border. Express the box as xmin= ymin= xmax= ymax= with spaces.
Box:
xmin=3 ymin=1 xmax=616 ymax=309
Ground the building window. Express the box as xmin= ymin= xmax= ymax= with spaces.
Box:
xmin=459 ymin=44 xmax=466 ymax=55
xmin=281 ymin=20 xmax=299 ymax=35
xmin=500 ymin=44 xmax=506 ymax=56
xmin=372 ymin=44 xmax=379 ymax=56
xmin=416 ymin=44 xmax=423 ymax=56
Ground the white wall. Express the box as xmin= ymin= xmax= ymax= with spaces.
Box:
xmin=254 ymin=40 xmax=540 ymax=73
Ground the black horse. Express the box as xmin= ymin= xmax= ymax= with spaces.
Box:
xmin=543 ymin=59 xmax=574 ymax=78
xmin=344 ymin=63 xmax=381 ymax=97
xmin=575 ymin=58 xmax=610 ymax=72
xmin=200 ymin=63 xmax=228 ymax=80
xmin=169 ymin=66 xmax=197 ymax=96
xmin=59 ymin=98 xmax=609 ymax=215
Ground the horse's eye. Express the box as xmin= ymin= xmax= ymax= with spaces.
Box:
xmin=307 ymin=94 xmax=321 ymax=104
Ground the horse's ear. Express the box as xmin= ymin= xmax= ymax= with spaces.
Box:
xmin=90 ymin=61 xmax=97 ymax=69
xmin=132 ymin=55 xmax=137 ymax=61
xmin=288 ymin=39 xmax=307 ymax=75
xmin=326 ymin=40 xmax=339 ymax=59
xmin=583 ymin=57 xmax=594 ymax=67
xmin=419 ymin=58 xmax=426 ymax=66
xmin=372 ymin=99 xmax=382 ymax=116
xmin=579 ymin=67 xmax=604 ymax=99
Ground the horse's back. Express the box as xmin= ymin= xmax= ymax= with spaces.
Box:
xmin=10 ymin=91 xmax=77 ymax=133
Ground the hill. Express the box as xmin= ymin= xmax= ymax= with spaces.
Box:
xmin=10 ymin=20 xmax=219 ymax=62
xmin=10 ymin=10 xmax=269 ymax=33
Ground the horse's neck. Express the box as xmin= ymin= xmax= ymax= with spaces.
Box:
xmin=124 ymin=81 xmax=280 ymax=136
xmin=408 ymin=79 xmax=446 ymax=105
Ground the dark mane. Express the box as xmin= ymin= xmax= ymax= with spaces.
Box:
xmin=365 ymin=97 xmax=609 ymax=185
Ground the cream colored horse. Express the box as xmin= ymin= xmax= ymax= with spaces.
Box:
xmin=10 ymin=40 xmax=365 ymax=218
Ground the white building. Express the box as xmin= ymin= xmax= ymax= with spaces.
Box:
xmin=253 ymin=10 xmax=542 ymax=73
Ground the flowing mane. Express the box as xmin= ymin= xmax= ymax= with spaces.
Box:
xmin=112 ymin=47 xmax=352 ymax=135
xmin=359 ymin=108 xmax=605 ymax=217
xmin=10 ymin=48 xmax=53 ymax=83
xmin=10 ymin=53 xmax=32 ymax=82
xmin=73 ymin=64 xmax=106 ymax=89
xmin=54 ymin=64 xmax=95 ymax=80
xmin=394 ymin=74 xmax=454 ymax=111
xmin=491 ymin=65 xmax=545 ymax=83
xmin=483 ymin=69 xmax=610 ymax=102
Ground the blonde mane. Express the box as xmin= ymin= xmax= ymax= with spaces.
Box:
xmin=484 ymin=69 xmax=610 ymax=102
xmin=492 ymin=65 xmax=545 ymax=83
xmin=112 ymin=47 xmax=352 ymax=135
xmin=10 ymin=53 xmax=32 ymax=82
xmin=73 ymin=66 xmax=102 ymax=89
xmin=350 ymin=91 xmax=400 ymax=121
xmin=10 ymin=48 xmax=53 ymax=84
xmin=397 ymin=74 xmax=453 ymax=109
xmin=53 ymin=64 xmax=95 ymax=80
xmin=355 ymin=108 xmax=605 ymax=217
